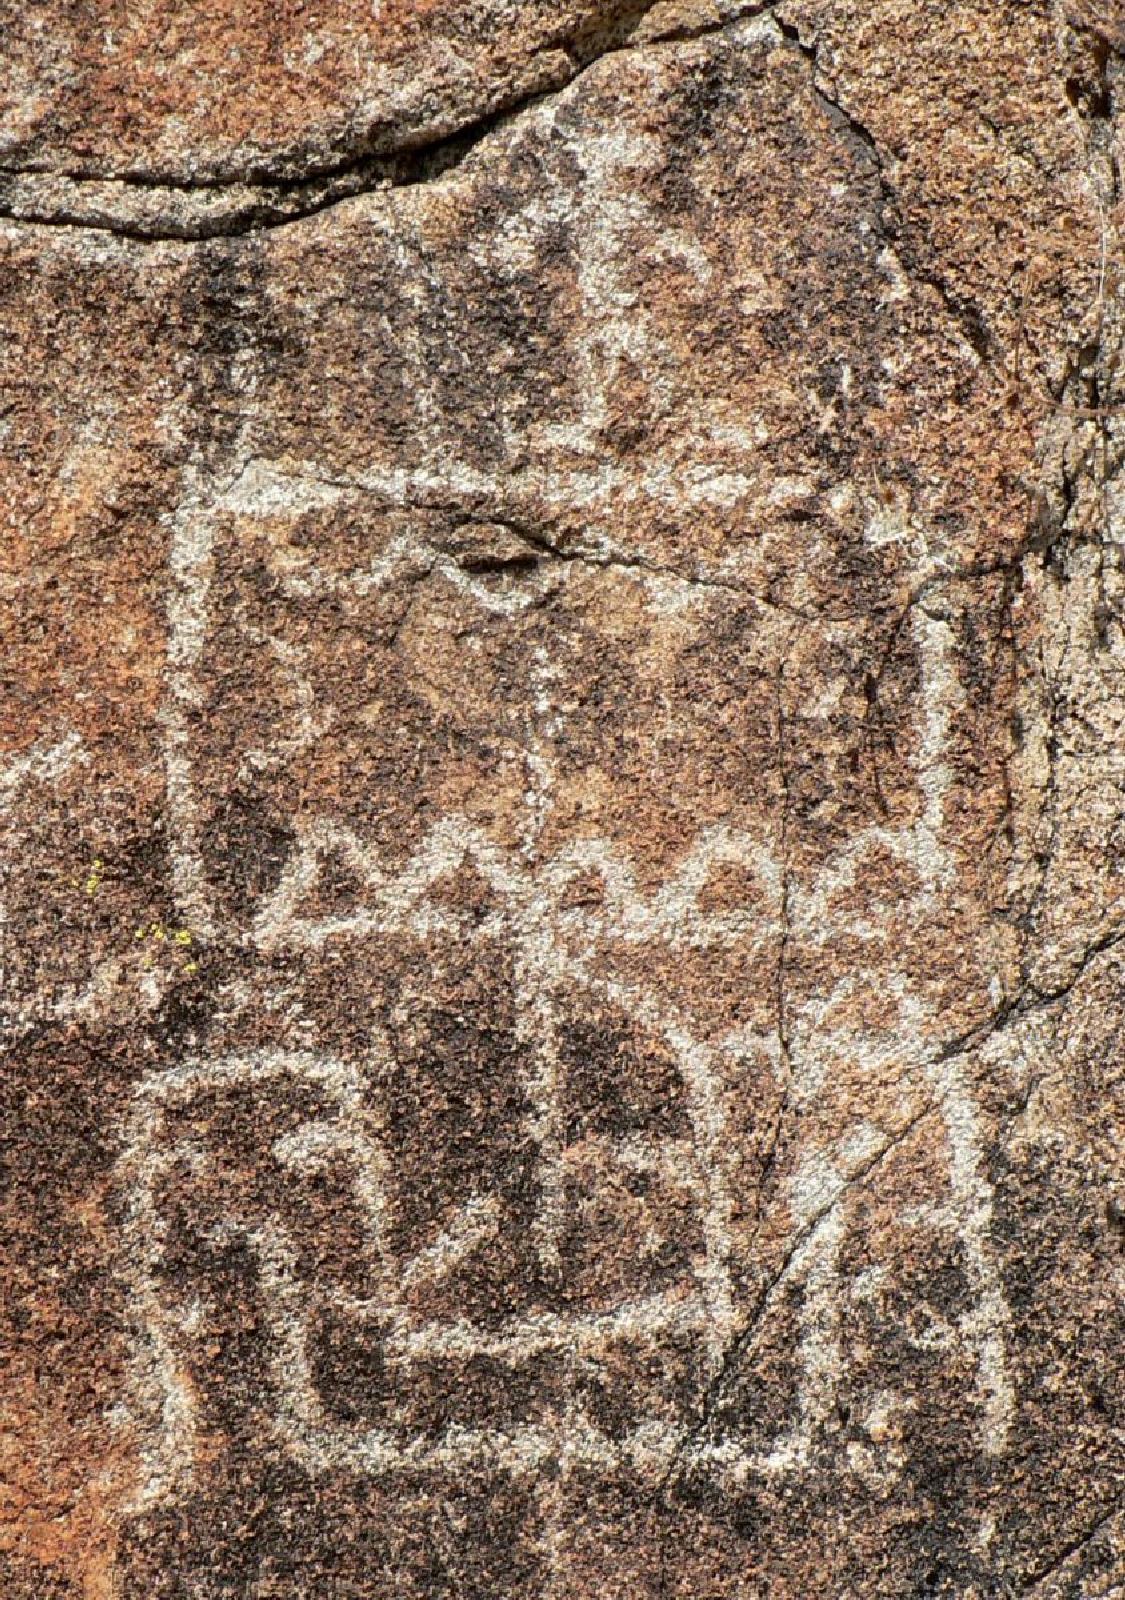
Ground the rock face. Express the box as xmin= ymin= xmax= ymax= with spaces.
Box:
xmin=2 ymin=2 xmax=1125 ymax=1595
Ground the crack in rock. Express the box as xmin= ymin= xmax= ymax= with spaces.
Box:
xmin=0 ymin=3 xmax=774 ymax=242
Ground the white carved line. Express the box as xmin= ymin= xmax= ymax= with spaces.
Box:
xmin=0 ymin=728 xmax=87 ymax=810
xmin=119 ymin=1020 xmax=1015 ymax=1505
xmin=910 ymin=606 xmax=963 ymax=899
xmin=149 ymin=354 xmax=1010 ymax=1504
xmin=397 ymin=1191 xmax=503 ymax=1296
xmin=118 ymin=1049 xmax=718 ymax=1504
xmin=160 ymin=470 xmax=221 ymax=942
xmin=252 ymin=817 xmax=765 ymax=1363
xmin=921 ymin=1045 xmax=1015 ymax=1456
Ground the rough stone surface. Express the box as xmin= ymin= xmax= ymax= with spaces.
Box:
xmin=2 ymin=2 xmax=1125 ymax=1596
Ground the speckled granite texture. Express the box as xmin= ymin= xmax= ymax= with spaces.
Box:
xmin=3 ymin=2 xmax=1125 ymax=1595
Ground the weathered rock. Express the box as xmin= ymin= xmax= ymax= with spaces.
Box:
xmin=2 ymin=2 xmax=1124 ymax=1596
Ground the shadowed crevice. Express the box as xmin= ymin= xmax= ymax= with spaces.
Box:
xmin=0 ymin=3 xmax=776 ymax=243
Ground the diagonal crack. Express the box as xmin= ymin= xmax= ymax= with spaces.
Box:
xmin=647 ymin=910 xmax=1125 ymax=1533
xmin=776 ymin=15 xmax=993 ymax=361
xmin=651 ymin=1091 xmax=940 ymax=1514
xmin=941 ymin=915 xmax=1125 ymax=1065
xmin=1019 ymin=1493 xmax=1125 ymax=1593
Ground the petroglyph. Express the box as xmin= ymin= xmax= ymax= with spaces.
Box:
xmin=120 ymin=1011 xmax=1013 ymax=1504
xmin=14 ymin=5 xmax=1125 ymax=1592
xmin=124 ymin=370 xmax=1021 ymax=1511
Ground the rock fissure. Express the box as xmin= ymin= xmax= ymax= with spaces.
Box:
xmin=1020 ymin=1495 xmax=1125 ymax=1593
xmin=777 ymin=14 xmax=996 ymax=364
xmin=0 ymin=3 xmax=775 ymax=243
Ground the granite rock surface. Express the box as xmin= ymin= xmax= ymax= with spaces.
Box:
xmin=3 ymin=1 xmax=1125 ymax=1596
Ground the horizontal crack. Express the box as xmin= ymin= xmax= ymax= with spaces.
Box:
xmin=491 ymin=514 xmax=822 ymax=618
xmin=0 ymin=2 xmax=775 ymax=244
xmin=238 ymin=457 xmax=1050 ymax=626
xmin=0 ymin=95 xmax=552 ymax=244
